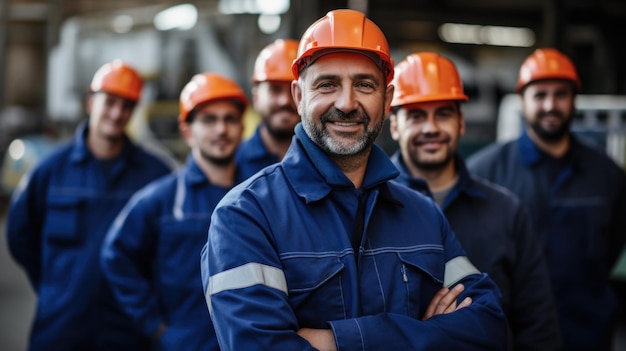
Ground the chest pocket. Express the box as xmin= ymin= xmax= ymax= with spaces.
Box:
xmin=44 ymin=195 xmax=83 ymax=244
xmin=159 ymin=218 xmax=211 ymax=286
xmin=282 ymin=256 xmax=346 ymax=328
xmin=397 ymin=250 xmax=445 ymax=318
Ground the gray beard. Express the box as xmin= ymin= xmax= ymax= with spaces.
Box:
xmin=302 ymin=117 xmax=383 ymax=156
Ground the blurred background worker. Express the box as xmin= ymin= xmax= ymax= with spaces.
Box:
xmin=236 ymin=38 xmax=300 ymax=179
xmin=101 ymin=73 xmax=247 ymax=351
xmin=468 ymin=48 xmax=626 ymax=351
xmin=388 ymin=52 xmax=562 ymax=350
xmin=5 ymin=60 xmax=173 ymax=351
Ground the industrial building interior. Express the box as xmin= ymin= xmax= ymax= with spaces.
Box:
xmin=1 ymin=0 xmax=625 ymax=349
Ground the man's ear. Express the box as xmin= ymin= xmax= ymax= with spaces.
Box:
xmin=179 ymin=121 xmax=193 ymax=148
xmin=459 ymin=111 xmax=466 ymax=137
xmin=384 ymin=84 xmax=395 ymax=121
xmin=251 ymin=85 xmax=259 ymax=109
xmin=291 ymin=80 xmax=303 ymax=115
xmin=86 ymin=95 xmax=94 ymax=114
xmin=389 ymin=113 xmax=400 ymax=141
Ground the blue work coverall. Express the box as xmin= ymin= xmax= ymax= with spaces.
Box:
xmin=392 ymin=152 xmax=562 ymax=350
xmin=235 ymin=124 xmax=280 ymax=179
xmin=201 ymin=123 xmax=508 ymax=350
xmin=101 ymin=155 xmax=240 ymax=351
xmin=6 ymin=122 xmax=173 ymax=351
xmin=468 ymin=131 xmax=626 ymax=351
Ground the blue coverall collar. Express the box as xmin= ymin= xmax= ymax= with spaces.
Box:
xmin=69 ymin=120 xmax=133 ymax=164
xmin=391 ymin=151 xmax=486 ymax=210
xmin=242 ymin=125 xmax=271 ymax=161
xmin=184 ymin=154 xmax=245 ymax=188
xmin=517 ymin=128 xmax=584 ymax=172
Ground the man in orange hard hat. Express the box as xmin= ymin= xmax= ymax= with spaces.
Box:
xmin=6 ymin=60 xmax=173 ymax=351
xmin=202 ymin=9 xmax=507 ymax=350
xmin=468 ymin=48 xmax=626 ymax=351
xmin=236 ymin=39 xmax=300 ymax=179
xmin=390 ymin=51 xmax=562 ymax=350
xmin=102 ymin=73 xmax=246 ymax=351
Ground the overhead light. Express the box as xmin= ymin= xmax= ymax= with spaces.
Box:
xmin=258 ymin=14 xmax=281 ymax=34
xmin=112 ymin=15 xmax=134 ymax=34
xmin=439 ymin=23 xmax=535 ymax=47
xmin=8 ymin=139 xmax=25 ymax=161
xmin=219 ymin=0 xmax=290 ymax=15
xmin=154 ymin=4 xmax=198 ymax=31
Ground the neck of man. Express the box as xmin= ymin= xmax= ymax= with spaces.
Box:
xmin=406 ymin=155 xmax=458 ymax=193
xmin=526 ymin=127 xmax=571 ymax=158
xmin=331 ymin=148 xmax=371 ymax=189
xmin=260 ymin=124 xmax=292 ymax=161
xmin=193 ymin=149 xmax=236 ymax=188
xmin=87 ymin=131 xmax=125 ymax=160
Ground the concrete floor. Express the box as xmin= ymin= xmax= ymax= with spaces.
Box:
xmin=0 ymin=203 xmax=36 ymax=351
xmin=0 ymin=200 xmax=625 ymax=351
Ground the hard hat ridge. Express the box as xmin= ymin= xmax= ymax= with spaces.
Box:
xmin=291 ymin=9 xmax=394 ymax=84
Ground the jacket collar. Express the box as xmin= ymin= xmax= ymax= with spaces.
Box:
xmin=283 ymin=123 xmax=400 ymax=203
xmin=244 ymin=125 xmax=271 ymax=160
xmin=390 ymin=151 xmax=486 ymax=209
xmin=517 ymin=128 xmax=583 ymax=172
xmin=69 ymin=120 xmax=134 ymax=164
xmin=184 ymin=153 xmax=245 ymax=188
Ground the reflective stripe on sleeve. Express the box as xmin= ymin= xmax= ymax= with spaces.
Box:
xmin=444 ymin=256 xmax=480 ymax=288
xmin=206 ymin=262 xmax=287 ymax=315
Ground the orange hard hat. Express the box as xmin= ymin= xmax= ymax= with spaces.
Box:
xmin=391 ymin=52 xmax=468 ymax=108
xmin=291 ymin=9 xmax=394 ymax=84
xmin=90 ymin=60 xmax=143 ymax=102
xmin=252 ymin=39 xmax=299 ymax=83
xmin=179 ymin=73 xmax=248 ymax=123
xmin=516 ymin=48 xmax=581 ymax=93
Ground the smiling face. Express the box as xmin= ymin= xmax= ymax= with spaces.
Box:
xmin=291 ymin=52 xmax=394 ymax=157
xmin=391 ymin=100 xmax=464 ymax=172
xmin=521 ymin=79 xmax=575 ymax=143
xmin=180 ymin=99 xmax=244 ymax=166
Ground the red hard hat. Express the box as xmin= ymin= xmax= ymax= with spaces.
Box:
xmin=90 ymin=60 xmax=143 ymax=102
xmin=391 ymin=52 xmax=468 ymax=108
xmin=252 ymin=39 xmax=299 ymax=83
xmin=516 ymin=48 xmax=581 ymax=93
xmin=291 ymin=9 xmax=394 ymax=84
xmin=179 ymin=73 xmax=248 ymax=123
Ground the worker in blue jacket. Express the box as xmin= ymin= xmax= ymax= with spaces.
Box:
xmin=6 ymin=60 xmax=173 ymax=351
xmin=101 ymin=73 xmax=247 ymax=351
xmin=236 ymin=39 xmax=300 ymax=179
xmin=468 ymin=48 xmax=626 ymax=351
xmin=388 ymin=52 xmax=562 ymax=350
xmin=201 ymin=9 xmax=507 ymax=351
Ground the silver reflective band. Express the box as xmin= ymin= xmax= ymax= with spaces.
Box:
xmin=209 ymin=262 xmax=288 ymax=296
xmin=444 ymin=256 xmax=480 ymax=288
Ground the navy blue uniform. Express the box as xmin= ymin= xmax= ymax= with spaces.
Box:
xmin=102 ymin=155 xmax=241 ymax=351
xmin=6 ymin=122 xmax=173 ymax=351
xmin=468 ymin=131 xmax=626 ymax=351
